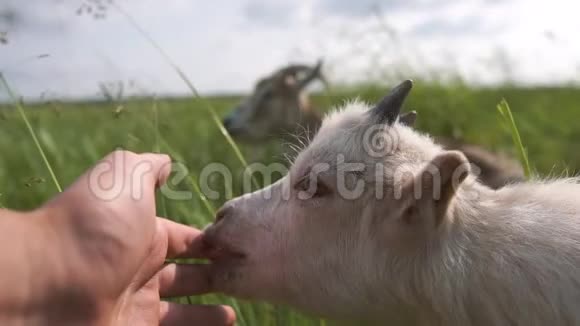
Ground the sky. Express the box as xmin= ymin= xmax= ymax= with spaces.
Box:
xmin=1 ymin=0 xmax=580 ymax=101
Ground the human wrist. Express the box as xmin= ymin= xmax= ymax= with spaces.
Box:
xmin=0 ymin=208 xmax=106 ymax=325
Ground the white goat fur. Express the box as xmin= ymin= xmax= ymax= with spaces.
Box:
xmin=206 ymin=100 xmax=580 ymax=326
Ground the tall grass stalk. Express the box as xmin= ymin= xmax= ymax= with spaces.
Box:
xmin=497 ymin=99 xmax=532 ymax=178
xmin=152 ymin=98 xmax=161 ymax=153
xmin=0 ymin=74 xmax=62 ymax=192
xmin=150 ymin=97 xmax=186 ymax=298
xmin=113 ymin=3 xmax=258 ymax=189
xmin=152 ymin=136 xmax=217 ymax=218
xmin=151 ymin=98 xmax=169 ymax=218
xmin=189 ymin=175 xmax=216 ymax=216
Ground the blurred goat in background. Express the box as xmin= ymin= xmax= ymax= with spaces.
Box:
xmin=223 ymin=60 xmax=326 ymax=142
xmin=223 ymin=61 xmax=523 ymax=189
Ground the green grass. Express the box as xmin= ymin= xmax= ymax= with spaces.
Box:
xmin=0 ymin=81 xmax=579 ymax=325
xmin=497 ymin=98 xmax=532 ymax=178
xmin=0 ymin=74 xmax=62 ymax=192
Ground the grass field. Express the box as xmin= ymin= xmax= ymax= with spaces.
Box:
xmin=1 ymin=81 xmax=579 ymax=325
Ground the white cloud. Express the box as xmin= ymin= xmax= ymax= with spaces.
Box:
xmin=0 ymin=0 xmax=579 ymax=102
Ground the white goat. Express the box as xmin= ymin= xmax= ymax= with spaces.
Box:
xmin=204 ymin=81 xmax=580 ymax=325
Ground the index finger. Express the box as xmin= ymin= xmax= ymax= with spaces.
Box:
xmin=137 ymin=152 xmax=172 ymax=188
xmin=158 ymin=217 xmax=207 ymax=259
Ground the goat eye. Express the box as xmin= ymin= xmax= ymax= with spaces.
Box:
xmin=312 ymin=180 xmax=330 ymax=197
xmin=295 ymin=177 xmax=310 ymax=192
xmin=295 ymin=176 xmax=331 ymax=198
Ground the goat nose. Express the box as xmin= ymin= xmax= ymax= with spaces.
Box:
xmin=215 ymin=205 xmax=233 ymax=223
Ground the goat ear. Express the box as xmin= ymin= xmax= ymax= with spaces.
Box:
xmin=402 ymin=151 xmax=470 ymax=226
xmin=399 ymin=111 xmax=417 ymax=127
xmin=370 ymin=80 xmax=413 ymax=126
xmin=296 ymin=59 xmax=325 ymax=90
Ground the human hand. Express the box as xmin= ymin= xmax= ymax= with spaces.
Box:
xmin=33 ymin=150 xmax=235 ymax=325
